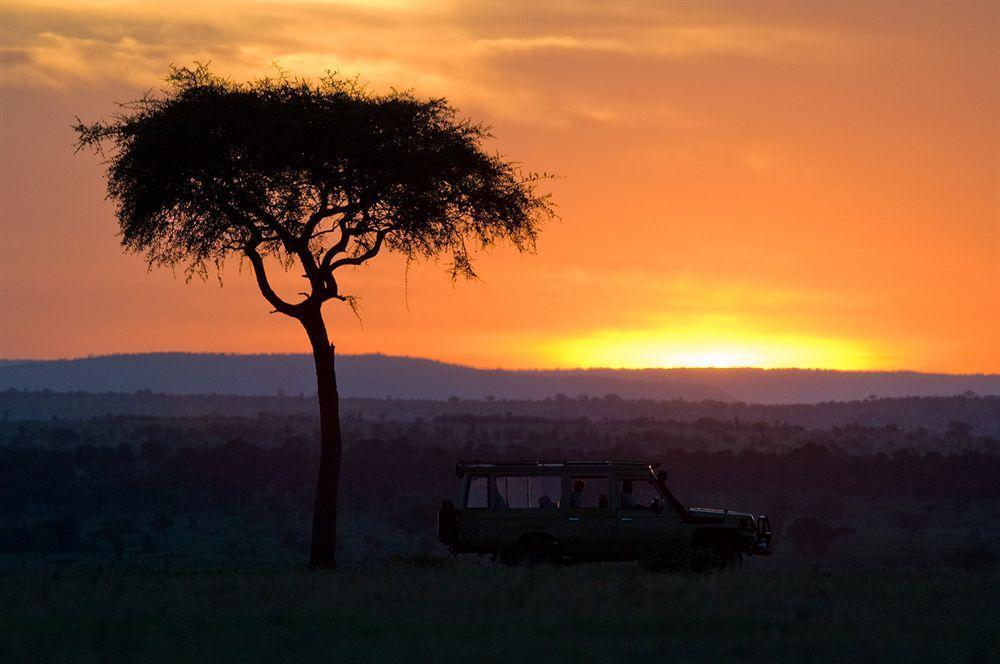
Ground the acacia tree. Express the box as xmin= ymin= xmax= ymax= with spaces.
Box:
xmin=75 ymin=65 xmax=552 ymax=567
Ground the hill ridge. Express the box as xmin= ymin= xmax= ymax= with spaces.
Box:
xmin=1 ymin=352 xmax=997 ymax=404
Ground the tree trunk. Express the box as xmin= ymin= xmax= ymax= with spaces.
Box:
xmin=301 ymin=307 xmax=342 ymax=568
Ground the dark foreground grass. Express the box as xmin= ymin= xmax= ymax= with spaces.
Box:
xmin=1 ymin=562 xmax=998 ymax=663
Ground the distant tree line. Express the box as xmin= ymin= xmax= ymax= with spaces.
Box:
xmin=2 ymin=390 xmax=998 ymax=437
xmin=2 ymin=421 xmax=999 ymax=563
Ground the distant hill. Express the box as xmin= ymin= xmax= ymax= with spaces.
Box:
xmin=2 ymin=390 xmax=998 ymax=437
xmin=0 ymin=353 xmax=997 ymax=404
xmin=0 ymin=353 xmax=730 ymax=401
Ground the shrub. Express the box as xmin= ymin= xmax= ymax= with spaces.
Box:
xmin=944 ymin=530 xmax=997 ymax=570
xmin=785 ymin=516 xmax=854 ymax=557
xmin=389 ymin=553 xmax=453 ymax=569
xmin=641 ymin=543 xmax=717 ymax=573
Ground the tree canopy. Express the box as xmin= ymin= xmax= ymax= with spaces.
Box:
xmin=75 ymin=64 xmax=553 ymax=318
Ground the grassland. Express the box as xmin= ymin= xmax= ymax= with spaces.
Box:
xmin=2 ymin=562 xmax=997 ymax=663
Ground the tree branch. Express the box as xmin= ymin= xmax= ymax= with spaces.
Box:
xmin=244 ymin=242 xmax=305 ymax=317
xmin=318 ymin=223 xmax=355 ymax=271
xmin=223 ymin=178 xmax=298 ymax=251
xmin=301 ymin=202 xmax=355 ymax=242
xmin=329 ymin=228 xmax=390 ymax=270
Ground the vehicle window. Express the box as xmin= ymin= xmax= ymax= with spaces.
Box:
xmin=493 ymin=475 xmax=529 ymax=509
xmin=490 ymin=475 xmax=562 ymax=509
xmin=568 ymin=476 xmax=610 ymax=510
xmin=619 ymin=478 xmax=661 ymax=511
xmin=529 ymin=475 xmax=561 ymax=510
xmin=466 ymin=476 xmax=487 ymax=508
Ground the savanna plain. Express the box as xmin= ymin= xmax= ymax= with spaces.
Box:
xmin=2 ymin=391 xmax=999 ymax=662
xmin=4 ymin=564 xmax=999 ymax=663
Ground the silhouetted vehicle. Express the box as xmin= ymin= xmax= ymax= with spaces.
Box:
xmin=439 ymin=460 xmax=772 ymax=566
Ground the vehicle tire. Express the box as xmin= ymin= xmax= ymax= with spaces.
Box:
xmin=720 ymin=550 xmax=743 ymax=570
xmin=510 ymin=540 xmax=560 ymax=567
xmin=692 ymin=535 xmax=743 ymax=572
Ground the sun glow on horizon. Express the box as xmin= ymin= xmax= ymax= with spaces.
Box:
xmin=548 ymin=327 xmax=877 ymax=370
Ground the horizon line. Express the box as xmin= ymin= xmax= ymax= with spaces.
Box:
xmin=1 ymin=351 xmax=998 ymax=377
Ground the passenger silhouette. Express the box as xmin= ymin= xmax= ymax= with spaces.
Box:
xmin=490 ymin=477 xmax=507 ymax=509
xmin=570 ymin=479 xmax=585 ymax=508
xmin=620 ymin=479 xmax=638 ymax=509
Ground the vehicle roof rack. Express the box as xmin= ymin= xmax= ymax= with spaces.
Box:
xmin=455 ymin=459 xmax=659 ymax=477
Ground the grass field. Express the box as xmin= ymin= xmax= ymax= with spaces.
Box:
xmin=2 ymin=561 xmax=998 ymax=663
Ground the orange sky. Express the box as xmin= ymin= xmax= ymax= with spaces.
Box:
xmin=0 ymin=1 xmax=997 ymax=372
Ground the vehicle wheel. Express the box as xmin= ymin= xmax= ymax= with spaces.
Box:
xmin=511 ymin=540 xmax=560 ymax=567
xmin=695 ymin=542 xmax=743 ymax=571
xmin=720 ymin=550 xmax=743 ymax=570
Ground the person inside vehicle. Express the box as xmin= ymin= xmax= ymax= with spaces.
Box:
xmin=569 ymin=479 xmax=585 ymax=508
xmin=489 ymin=477 xmax=507 ymax=509
xmin=620 ymin=479 xmax=638 ymax=509
xmin=537 ymin=494 xmax=557 ymax=510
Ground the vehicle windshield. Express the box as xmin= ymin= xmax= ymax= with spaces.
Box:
xmin=619 ymin=477 xmax=667 ymax=510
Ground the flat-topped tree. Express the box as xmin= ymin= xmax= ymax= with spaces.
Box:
xmin=75 ymin=65 xmax=553 ymax=567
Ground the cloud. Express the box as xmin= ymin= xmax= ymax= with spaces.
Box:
xmin=0 ymin=0 xmax=831 ymax=127
xmin=474 ymin=25 xmax=821 ymax=59
xmin=0 ymin=48 xmax=30 ymax=65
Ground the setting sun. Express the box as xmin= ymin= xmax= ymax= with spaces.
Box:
xmin=549 ymin=327 xmax=876 ymax=370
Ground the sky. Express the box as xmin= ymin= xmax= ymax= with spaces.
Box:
xmin=0 ymin=1 xmax=997 ymax=372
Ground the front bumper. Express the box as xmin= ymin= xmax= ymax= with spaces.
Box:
xmin=752 ymin=515 xmax=773 ymax=555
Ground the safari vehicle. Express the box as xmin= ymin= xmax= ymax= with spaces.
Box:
xmin=438 ymin=460 xmax=772 ymax=566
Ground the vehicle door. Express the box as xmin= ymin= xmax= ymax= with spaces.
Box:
xmin=456 ymin=474 xmax=489 ymax=547
xmin=562 ymin=474 xmax=615 ymax=558
xmin=614 ymin=475 xmax=681 ymax=558
xmin=474 ymin=473 xmax=566 ymax=551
